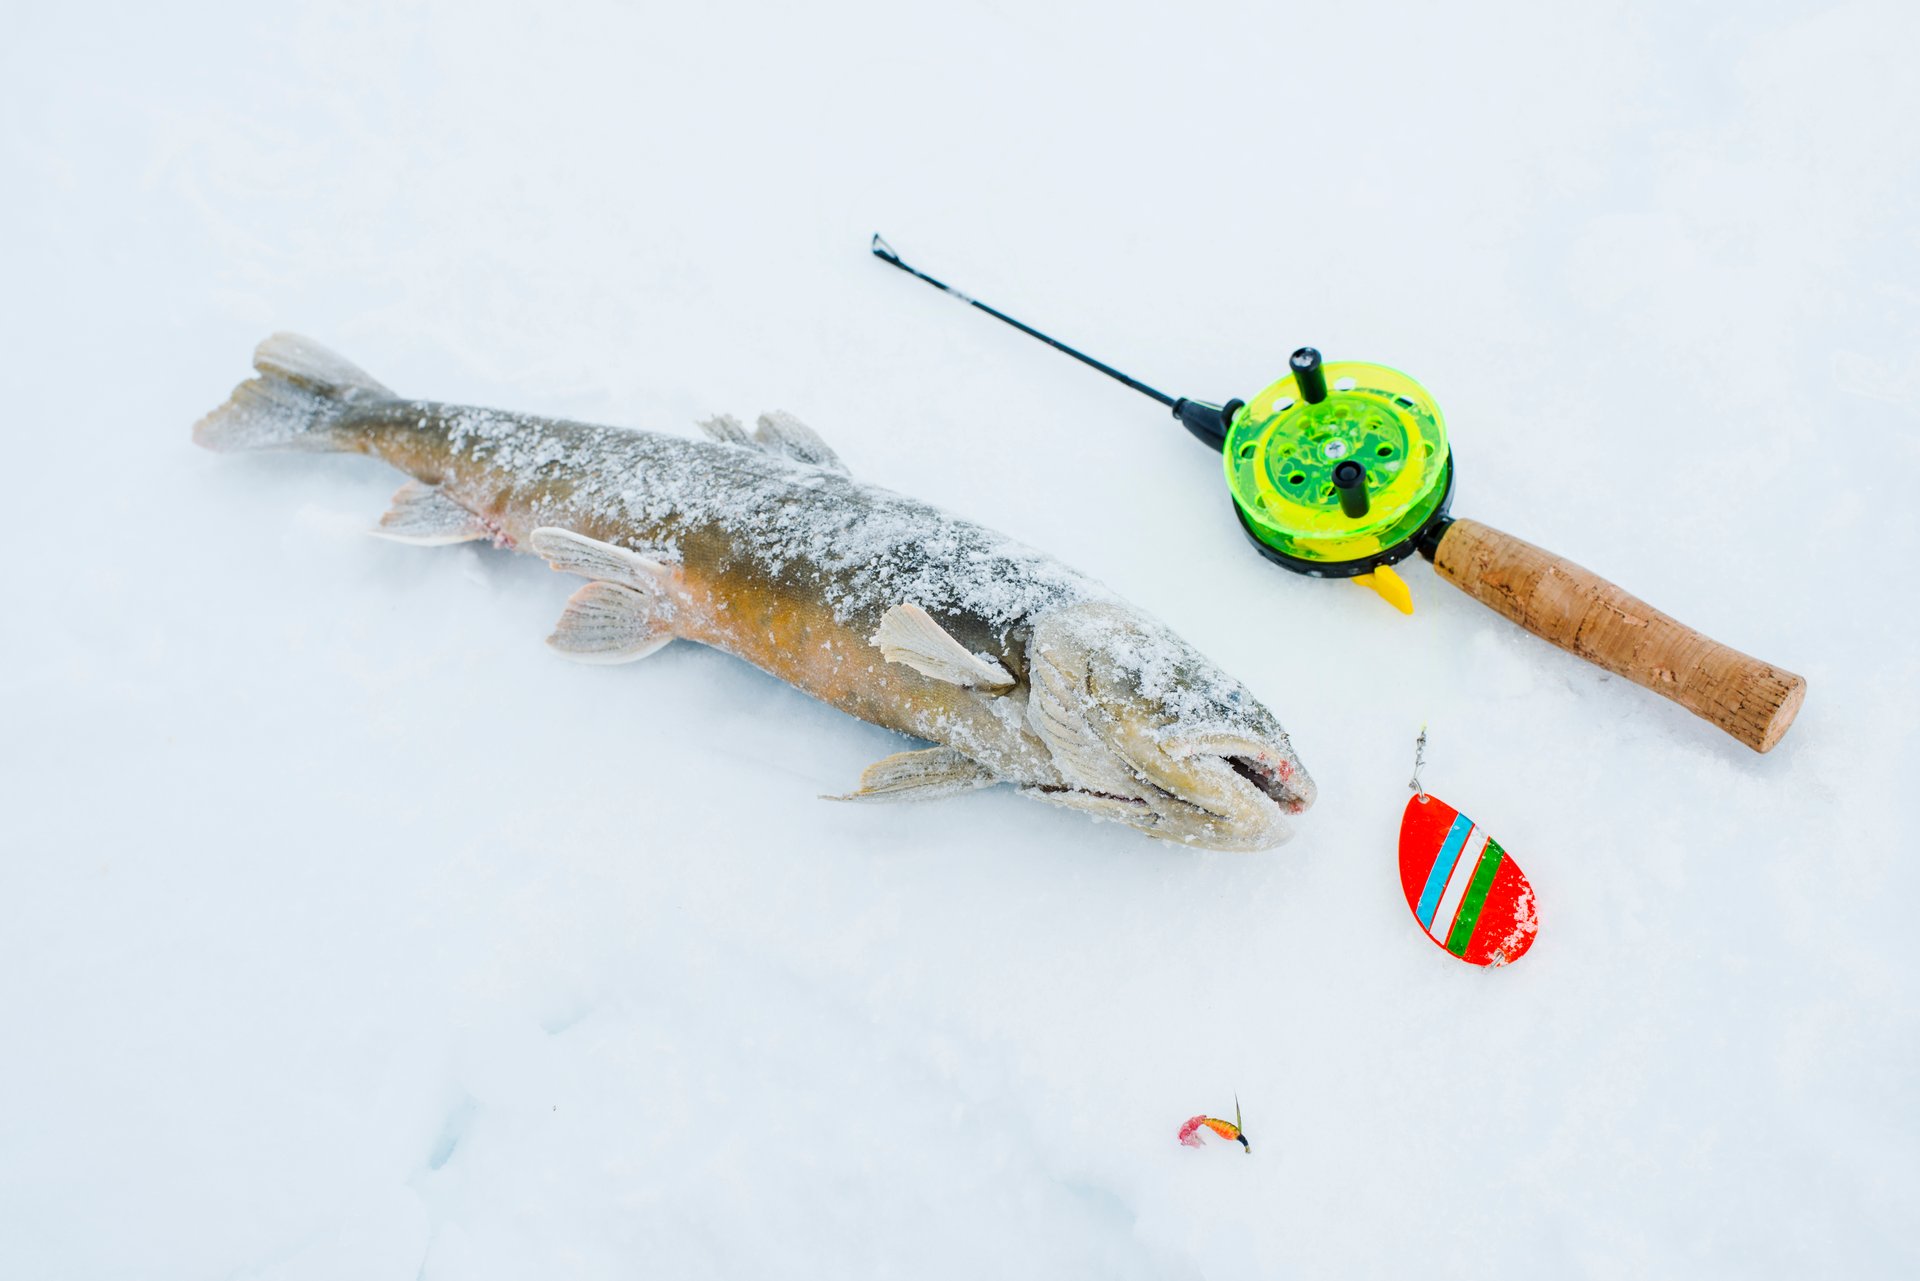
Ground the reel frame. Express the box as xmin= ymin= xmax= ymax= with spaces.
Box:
xmin=1221 ymin=350 xmax=1457 ymax=580
xmin=1229 ymin=452 xmax=1456 ymax=579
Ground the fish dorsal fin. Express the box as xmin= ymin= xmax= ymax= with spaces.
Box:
xmin=529 ymin=527 xmax=673 ymax=593
xmin=828 ymin=746 xmax=998 ymax=802
xmin=698 ymin=410 xmax=846 ymax=473
xmin=873 ymin=604 xmax=1014 ymax=691
xmin=697 ymin=413 xmax=754 ymax=447
xmin=370 ymin=481 xmax=491 ymax=545
xmin=753 ymin=411 xmax=847 ymax=473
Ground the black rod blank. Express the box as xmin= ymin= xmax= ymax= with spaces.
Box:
xmin=870 ymin=233 xmax=1179 ymax=408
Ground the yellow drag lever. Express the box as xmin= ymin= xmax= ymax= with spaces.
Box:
xmin=1352 ymin=564 xmax=1413 ymax=615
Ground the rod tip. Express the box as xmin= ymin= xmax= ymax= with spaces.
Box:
xmin=871 ymin=233 xmax=898 ymax=262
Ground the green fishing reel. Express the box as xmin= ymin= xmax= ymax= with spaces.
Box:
xmin=1219 ymin=348 xmax=1454 ymax=609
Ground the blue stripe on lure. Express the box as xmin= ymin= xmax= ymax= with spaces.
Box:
xmin=1416 ymin=813 xmax=1474 ymax=927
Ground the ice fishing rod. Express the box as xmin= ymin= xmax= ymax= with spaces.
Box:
xmin=871 ymin=235 xmax=1236 ymax=436
xmin=871 ymin=233 xmax=1806 ymax=753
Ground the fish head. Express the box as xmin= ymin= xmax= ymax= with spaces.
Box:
xmin=1023 ymin=601 xmax=1315 ymax=851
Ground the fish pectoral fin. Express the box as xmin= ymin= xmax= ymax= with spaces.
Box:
xmin=872 ymin=604 xmax=1014 ymax=692
xmin=529 ymin=527 xmax=674 ymax=593
xmin=829 ymin=747 xmax=998 ymax=802
xmin=696 ymin=413 xmax=754 ymax=447
xmin=753 ymin=410 xmax=848 ymax=473
xmin=370 ymin=481 xmax=491 ymax=545
xmin=547 ymin=581 xmax=675 ymax=663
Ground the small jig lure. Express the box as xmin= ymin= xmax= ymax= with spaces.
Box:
xmin=1178 ymin=1095 xmax=1250 ymax=1152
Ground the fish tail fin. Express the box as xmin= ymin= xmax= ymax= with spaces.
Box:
xmin=192 ymin=333 xmax=394 ymax=453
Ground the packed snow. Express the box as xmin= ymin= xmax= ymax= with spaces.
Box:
xmin=2 ymin=2 xmax=1915 ymax=1277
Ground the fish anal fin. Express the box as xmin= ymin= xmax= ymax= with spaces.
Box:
xmin=371 ymin=481 xmax=492 ymax=546
xmin=530 ymin=527 xmax=674 ymax=593
xmin=547 ymin=581 xmax=675 ymax=664
xmin=829 ymin=746 xmax=997 ymax=802
xmin=873 ymin=604 xmax=1013 ymax=691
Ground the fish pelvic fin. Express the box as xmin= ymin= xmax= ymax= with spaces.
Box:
xmin=873 ymin=604 xmax=1014 ymax=691
xmin=547 ymin=582 xmax=675 ymax=664
xmin=530 ymin=527 xmax=680 ymax=663
xmin=828 ymin=746 xmax=998 ymax=802
xmin=371 ymin=482 xmax=492 ymax=546
xmin=192 ymin=333 xmax=391 ymax=453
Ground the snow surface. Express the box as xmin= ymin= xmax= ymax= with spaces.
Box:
xmin=3 ymin=2 xmax=1916 ymax=1276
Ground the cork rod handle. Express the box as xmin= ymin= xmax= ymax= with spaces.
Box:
xmin=1428 ymin=518 xmax=1805 ymax=752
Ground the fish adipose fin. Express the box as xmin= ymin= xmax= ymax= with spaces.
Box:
xmin=547 ymin=582 xmax=674 ymax=663
xmin=697 ymin=410 xmax=847 ymax=474
xmin=529 ymin=527 xmax=674 ymax=592
xmin=830 ymin=746 xmax=998 ymax=802
xmin=371 ymin=482 xmax=491 ymax=545
xmin=193 ymin=332 xmax=390 ymax=453
xmin=873 ymin=604 xmax=1014 ymax=691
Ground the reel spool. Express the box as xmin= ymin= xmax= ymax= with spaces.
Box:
xmin=871 ymin=234 xmax=1807 ymax=752
xmin=1223 ymin=348 xmax=1453 ymax=610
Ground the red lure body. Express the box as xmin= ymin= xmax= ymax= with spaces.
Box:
xmin=1397 ymin=792 xmax=1538 ymax=967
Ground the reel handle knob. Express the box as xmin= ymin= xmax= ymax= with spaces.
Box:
xmin=1331 ymin=459 xmax=1370 ymax=519
xmin=1290 ymin=348 xmax=1328 ymax=404
xmin=1425 ymin=518 xmax=1805 ymax=752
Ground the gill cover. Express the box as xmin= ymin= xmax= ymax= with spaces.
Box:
xmin=1024 ymin=603 xmax=1312 ymax=849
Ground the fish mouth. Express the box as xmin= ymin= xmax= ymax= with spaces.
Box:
xmin=1222 ymin=751 xmax=1313 ymax=816
xmin=1144 ymin=736 xmax=1317 ymax=849
xmin=1031 ymin=738 xmax=1315 ymax=851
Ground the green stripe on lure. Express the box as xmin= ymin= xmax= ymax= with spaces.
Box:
xmin=872 ymin=235 xmax=1806 ymax=753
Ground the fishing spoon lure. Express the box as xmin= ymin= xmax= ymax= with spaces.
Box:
xmin=1398 ymin=729 xmax=1538 ymax=967
xmin=871 ymin=235 xmax=1805 ymax=754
